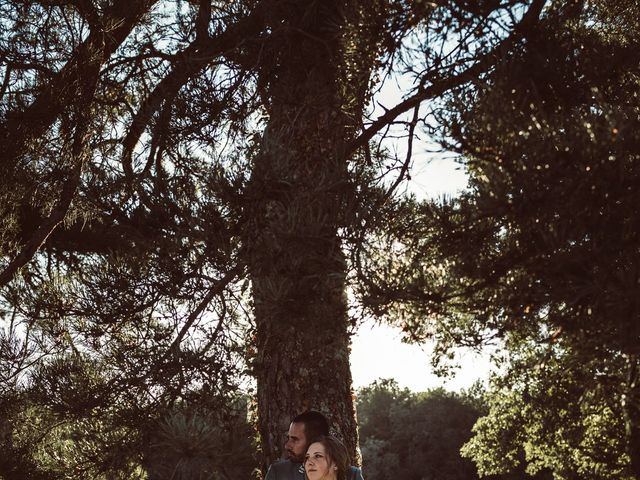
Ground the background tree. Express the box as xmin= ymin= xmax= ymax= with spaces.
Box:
xmin=357 ymin=379 xmax=481 ymax=480
xmin=461 ymin=342 xmax=630 ymax=480
xmin=356 ymin=379 xmax=550 ymax=480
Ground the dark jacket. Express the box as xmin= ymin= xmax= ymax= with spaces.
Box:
xmin=265 ymin=460 xmax=364 ymax=480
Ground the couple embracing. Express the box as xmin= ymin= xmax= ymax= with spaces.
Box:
xmin=265 ymin=411 xmax=365 ymax=480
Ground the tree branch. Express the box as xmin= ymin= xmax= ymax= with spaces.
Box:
xmin=0 ymin=159 xmax=83 ymax=287
xmin=346 ymin=0 xmax=548 ymax=156
xmin=163 ymin=264 xmax=243 ymax=359
xmin=121 ymin=0 xmax=273 ymax=177
xmin=0 ymin=0 xmax=158 ymax=172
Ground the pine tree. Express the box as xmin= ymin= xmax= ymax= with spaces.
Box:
xmin=0 ymin=0 xmax=547 ymax=476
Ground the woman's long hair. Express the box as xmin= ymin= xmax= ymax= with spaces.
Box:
xmin=304 ymin=435 xmax=350 ymax=480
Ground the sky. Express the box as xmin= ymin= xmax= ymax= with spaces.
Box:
xmin=346 ymin=90 xmax=494 ymax=392
xmin=347 ymin=158 xmax=494 ymax=393
xmin=350 ymin=320 xmax=494 ymax=393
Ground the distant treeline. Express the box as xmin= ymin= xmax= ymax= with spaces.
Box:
xmin=356 ymin=379 xmax=551 ymax=480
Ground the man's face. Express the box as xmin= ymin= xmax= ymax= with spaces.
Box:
xmin=284 ymin=421 xmax=307 ymax=462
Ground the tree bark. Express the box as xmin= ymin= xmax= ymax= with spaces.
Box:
xmin=246 ymin=0 xmax=364 ymax=470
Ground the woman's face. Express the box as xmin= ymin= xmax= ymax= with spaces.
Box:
xmin=304 ymin=442 xmax=336 ymax=480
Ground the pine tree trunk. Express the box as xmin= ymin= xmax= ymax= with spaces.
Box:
xmin=245 ymin=0 xmax=365 ymax=471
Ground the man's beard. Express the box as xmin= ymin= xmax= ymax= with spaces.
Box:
xmin=286 ymin=449 xmax=305 ymax=463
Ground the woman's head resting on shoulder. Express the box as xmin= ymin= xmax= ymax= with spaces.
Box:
xmin=303 ymin=435 xmax=349 ymax=480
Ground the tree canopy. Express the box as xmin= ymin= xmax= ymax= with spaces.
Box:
xmin=357 ymin=1 xmax=640 ymax=478
xmin=2 ymin=0 xmax=636 ymax=479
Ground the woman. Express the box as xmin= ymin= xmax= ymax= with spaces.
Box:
xmin=303 ymin=435 xmax=350 ymax=480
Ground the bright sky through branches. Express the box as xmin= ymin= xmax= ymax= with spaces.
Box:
xmin=349 ymin=155 xmax=494 ymax=392
xmin=348 ymin=74 xmax=493 ymax=393
xmin=348 ymin=155 xmax=493 ymax=393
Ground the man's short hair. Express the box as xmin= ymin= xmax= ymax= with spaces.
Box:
xmin=292 ymin=410 xmax=330 ymax=441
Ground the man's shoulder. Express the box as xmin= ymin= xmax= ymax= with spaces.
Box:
xmin=349 ymin=465 xmax=364 ymax=480
xmin=265 ymin=460 xmax=304 ymax=479
xmin=270 ymin=459 xmax=300 ymax=471
xmin=266 ymin=460 xmax=363 ymax=480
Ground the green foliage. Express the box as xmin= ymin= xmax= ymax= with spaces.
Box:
xmin=144 ymin=401 xmax=256 ymax=480
xmin=462 ymin=343 xmax=629 ymax=479
xmin=0 ymin=384 xmax=256 ymax=480
xmin=447 ymin=3 xmax=640 ymax=475
xmin=0 ymin=394 xmax=57 ymax=480
xmin=356 ymin=379 xmax=483 ymax=480
xmin=355 ymin=1 xmax=640 ymax=478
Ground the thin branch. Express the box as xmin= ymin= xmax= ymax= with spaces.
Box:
xmin=0 ymin=65 xmax=12 ymax=100
xmin=195 ymin=0 xmax=212 ymax=43
xmin=163 ymin=264 xmax=243 ymax=359
xmin=0 ymin=159 xmax=83 ymax=287
xmin=381 ymin=104 xmax=420 ymax=203
xmin=346 ymin=0 xmax=547 ymax=157
xmin=121 ymin=0 xmax=272 ymax=177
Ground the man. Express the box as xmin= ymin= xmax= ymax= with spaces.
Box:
xmin=265 ymin=411 xmax=364 ymax=480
